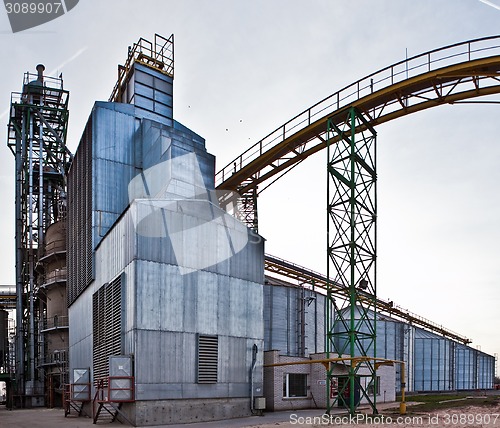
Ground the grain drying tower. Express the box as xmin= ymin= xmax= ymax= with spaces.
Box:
xmin=67 ymin=34 xmax=265 ymax=425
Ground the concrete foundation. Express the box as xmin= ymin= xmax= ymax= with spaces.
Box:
xmin=118 ymin=397 xmax=252 ymax=425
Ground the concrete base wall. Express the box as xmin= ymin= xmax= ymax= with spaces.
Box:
xmin=120 ymin=398 xmax=252 ymax=426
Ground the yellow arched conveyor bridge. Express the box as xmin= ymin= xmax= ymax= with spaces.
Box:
xmin=216 ymin=35 xmax=500 ymax=195
xmin=215 ymin=36 xmax=500 ymax=346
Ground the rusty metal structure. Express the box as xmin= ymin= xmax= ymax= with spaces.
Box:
xmin=7 ymin=65 xmax=71 ymax=406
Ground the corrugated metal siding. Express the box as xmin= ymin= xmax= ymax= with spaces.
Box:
xmin=133 ymin=259 xmax=263 ymax=338
xmin=455 ymin=344 xmax=476 ymax=389
xmin=132 ymin=253 xmax=264 ymax=399
xmin=133 ymin=202 xmax=264 ymax=284
xmin=92 ymin=103 xmax=138 ymax=244
xmin=68 ymin=102 xmax=138 ymax=306
xmin=264 ymin=296 xmax=495 ymax=393
xmin=414 ymin=335 xmax=452 ymax=391
xmin=477 ymin=352 xmax=495 ymax=389
xmin=264 ymin=284 xmax=330 ymax=356
xmin=376 ymin=319 xmax=405 ymax=391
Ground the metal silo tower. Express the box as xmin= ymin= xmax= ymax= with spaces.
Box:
xmin=7 ymin=65 xmax=71 ymax=406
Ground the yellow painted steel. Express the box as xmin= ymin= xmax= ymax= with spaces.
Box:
xmin=218 ymin=56 xmax=500 ymax=195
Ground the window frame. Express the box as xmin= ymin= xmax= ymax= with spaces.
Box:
xmin=283 ymin=373 xmax=308 ymax=398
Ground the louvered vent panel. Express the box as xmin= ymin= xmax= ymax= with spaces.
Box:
xmin=197 ymin=335 xmax=218 ymax=384
xmin=93 ymin=275 xmax=122 ymax=382
xmin=67 ymin=118 xmax=93 ymax=305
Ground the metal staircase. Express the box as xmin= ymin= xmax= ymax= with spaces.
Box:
xmin=92 ymin=377 xmax=134 ymax=425
xmin=64 ymin=382 xmax=90 ymax=418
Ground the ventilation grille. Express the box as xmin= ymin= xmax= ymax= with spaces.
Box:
xmin=197 ymin=335 xmax=218 ymax=384
xmin=68 ymin=117 xmax=93 ymax=305
xmin=93 ymin=276 xmax=122 ymax=382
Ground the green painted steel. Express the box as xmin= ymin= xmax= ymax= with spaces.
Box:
xmin=326 ymin=107 xmax=378 ymax=415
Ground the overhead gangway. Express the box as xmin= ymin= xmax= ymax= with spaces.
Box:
xmin=264 ymin=254 xmax=471 ymax=345
xmin=216 ymin=35 xmax=500 ymax=227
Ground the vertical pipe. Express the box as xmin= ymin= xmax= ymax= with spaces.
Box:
xmin=39 ymin=98 xmax=44 ymax=250
xmin=300 ymin=287 xmax=305 ymax=357
xmin=15 ymin=112 xmax=25 ymax=395
xmin=286 ymin=288 xmax=290 ymax=355
xmin=399 ymin=362 xmax=406 ymax=414
xmin=28 ymin=109 xmax=35 ymax=385
xmin=38 ymin=98 xmax=44 ymax=393
xmin=313 ymin=280 xmax=317 ymax=354
xmin=269 ymin=285 xmax=273 ymax=350
xmin=250 ymin=344 xmax=258 ymax=413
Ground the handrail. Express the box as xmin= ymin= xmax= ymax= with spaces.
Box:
xmin=264 ymin=253 xmax=471 ymax=344
xmin=109 ymin=33 xmax=174 ymax=102
xmin=92 ymin=378 xmax=105 ymax=420
xmin=216 ymin=35 xmax=500 ymax=188
xmin=41 ymin=315 xmax=69 ymax=330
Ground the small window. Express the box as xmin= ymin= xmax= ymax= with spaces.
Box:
xmin=283 ymin=373 xmax=308 ymax=398
xmin=197 ymin=335 xmax=218 ymax=384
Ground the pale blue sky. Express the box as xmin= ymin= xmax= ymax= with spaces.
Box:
xmin=0 ymin=0 xmax=499 ymax=361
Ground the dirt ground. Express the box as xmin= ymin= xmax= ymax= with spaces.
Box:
xmin=243 ymin=402 xmax=500 ymax=428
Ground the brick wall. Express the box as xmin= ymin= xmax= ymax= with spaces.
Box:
xmin=264 ymin=351 xmax=396 ymax=411
xmin=264 ymin=351 xmax=314 ymax=411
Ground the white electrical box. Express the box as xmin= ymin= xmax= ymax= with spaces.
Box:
xmin=254 ymin=397 xmax=266 ymax=410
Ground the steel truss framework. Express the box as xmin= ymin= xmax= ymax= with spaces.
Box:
xmin=263 ymin=254 xmax=471 ymax=344
xmin=326 ymin=107 xmax=377 ymax=415
xmin=215 ymin=36 xmax=500 ymax=229
xmin=7 ymin=68 xmax=71 ymax=400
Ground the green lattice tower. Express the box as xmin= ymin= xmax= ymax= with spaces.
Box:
xmin=326 ymin=106 xmax=377 ymax=415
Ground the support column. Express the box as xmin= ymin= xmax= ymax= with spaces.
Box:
xmin=326 ymin=106 xmax=377 ymax=415
xmin=237 ymin=187 xmax=258 ymax=231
